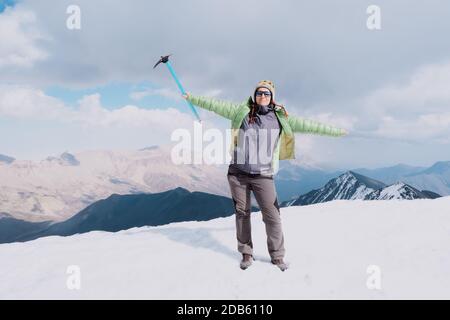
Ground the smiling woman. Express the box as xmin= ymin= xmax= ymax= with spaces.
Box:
xmin=183 ymin=79 xmax=348 ymax=272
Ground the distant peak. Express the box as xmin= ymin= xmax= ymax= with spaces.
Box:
xmin=173 ymin=186 xmax=190 ymax=193
xmin=336 ymin=170 xmax=386 ymax=189
xmin=394 ymin=163 xmax=411 ymax=168
xmin=411 ymin=160 xmax=450 ymax=175
xmin=139 ymin=145 xmax=160 ymax=151
xmin=432 ymin=160 xmax=450 ymax=166
xmin=340 ymin=170 xmax=359 ymax=180
xmin=0 ymin=154 xmax=15 ymax=164
xmin=388 ymin=181 xmax=421 ymax=192
xmin=0 ymin=212 xmax=12 ymax=219
xmin=429 ymin=161 xmax=450 ymax=171
xmin=347 ymin=170 xmax=368 ymax=179
xmin=45 ymin=152 xmax=80 ymax=166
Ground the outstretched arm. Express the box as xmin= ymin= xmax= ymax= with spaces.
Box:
xmin=183 ymin=93 xmax=239 ymax=120
xmin=287 ymin=115 xmax=348 ymax=137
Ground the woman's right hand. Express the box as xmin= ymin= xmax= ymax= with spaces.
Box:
xmin=181 ymin=92 xmax=190 ymax=100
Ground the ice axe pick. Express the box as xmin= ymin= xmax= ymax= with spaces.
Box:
xmin=153 ymin=54 xmax=201 ymax=123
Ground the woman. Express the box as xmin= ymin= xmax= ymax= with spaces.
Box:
xmin=183 ymin=80 xmax=348 ymax=271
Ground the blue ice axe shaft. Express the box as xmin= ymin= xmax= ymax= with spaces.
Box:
xmin=153 ymin=55 xmax=201 ymax=122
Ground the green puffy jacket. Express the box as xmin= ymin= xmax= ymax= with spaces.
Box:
xmin=186 ymin=94 xmax=347 ymax=174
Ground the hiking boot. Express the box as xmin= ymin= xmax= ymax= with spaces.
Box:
xmin=271 ymin=258 xmax=288 ymax=271
xmin=240 ymin=254 xmax=254 ymax=270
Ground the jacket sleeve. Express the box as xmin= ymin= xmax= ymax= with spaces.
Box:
xmin=186 ymin=95 xmax=239 ymax=120
xmin=287 ymin=116 xmax=348 ymax=137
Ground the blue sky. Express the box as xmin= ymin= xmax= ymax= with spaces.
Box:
xmin=1 ymin=0 xmax=449 ymax=169
xmin=0 ymin=0 xmax=16 ymax=12
xmin=44 ymin=82 xmax=182 ymax=110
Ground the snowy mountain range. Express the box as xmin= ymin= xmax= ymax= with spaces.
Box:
xmin=0 ymin=187 xmax=260 ymax=244
xmin=3 ymin=170 xmax=441 ymax=244
xmin=351 ymin=163 xmax=426 ymax=183
xmin=276 ymin=160 xmax=450 ymax=202
xmin=397 ymin=161 xmax=450 ymax=196
xmin=0 ymin=145 xmax=230 ymax=222
xmin=0 ymin=153 xmax=15 ymax=164
xmin=1 ymin=196 xmax=449 ymax=299
xmin=282 ymin=171 xmax=441 ymax=207
xmin=275 ymin=160 xmax=343 ymax=202
xmin=1 ymin=145 xmax=449 ymax=222
xmin=352 ymin=161 xmax=450 ymax=196
xmin=365 ymin=182 xmax=441 ymax=200
xmin=3 ymin=168 xmax=440 ymax=243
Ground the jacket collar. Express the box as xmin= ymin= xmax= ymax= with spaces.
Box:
xmin=246 ymin=96 xmax=283 ymax=111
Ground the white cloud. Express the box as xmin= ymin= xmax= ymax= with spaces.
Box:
xmin=8 ymin=0 xmax=447 ymax=103
xmin=374 ymin=112 xmax=450 ymax=143
xmin=130 ymin=87 xmax=223 ymax=102
xmin=130 ymin=87 xmax=181 ymax=101
xmin=363 ymin=61 xmax=450 ymax=116
xmin=0 ymin=85 xmax=68 ymax=118
xmin=346 ymin=60 xmax=450 ymax=143
xmin=74 ymin=93 xmax=196 ymax=130
xmin=0 ymin=84 xmax=219 ymax=161
xmin=0 ymin=7 xmax=49 ymax=68
xmin=303 ymin=111 xmax=357 ymax=131
xmin=0 ymin=85 xmax=195 ymax=132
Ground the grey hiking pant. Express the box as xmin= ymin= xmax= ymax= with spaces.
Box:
xmin=227 ymin=165 xmax=285 ymax=260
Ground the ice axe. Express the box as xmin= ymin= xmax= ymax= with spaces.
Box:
xmin=153 ymin=54 xmax=201 ymax=123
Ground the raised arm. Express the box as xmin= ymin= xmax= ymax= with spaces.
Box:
xmin=287 ymin=115 xmax=348 ymax=137
xmin=183 ymin=93 xmax=239 ymax=120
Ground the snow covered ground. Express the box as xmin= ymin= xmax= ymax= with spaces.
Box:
xmin=1 ymin=197 xmax=449 ymax=300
